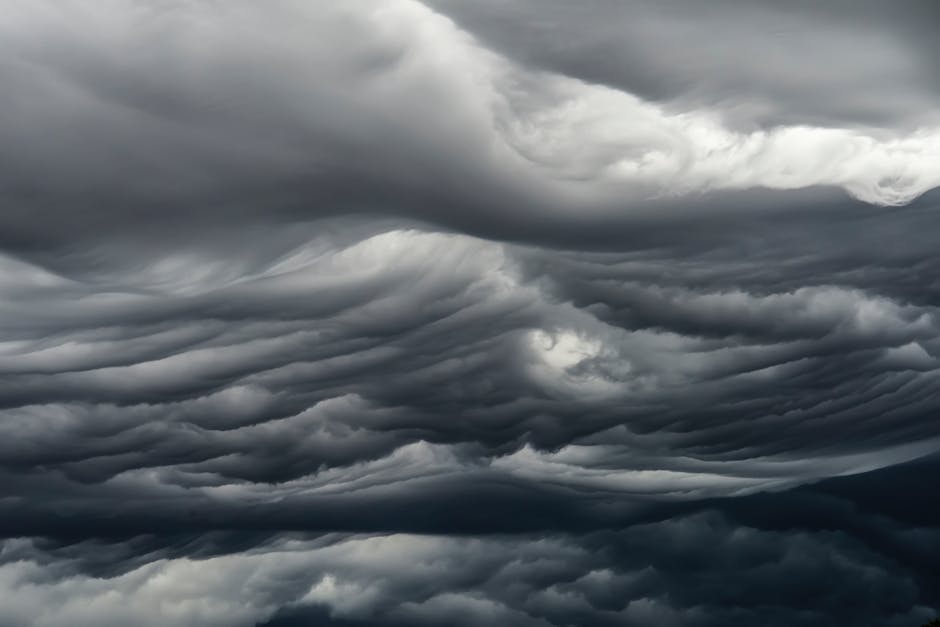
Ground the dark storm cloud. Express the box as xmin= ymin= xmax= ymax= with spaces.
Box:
xmin=427 ymin=0 xmax=940 ymax=130
xmin=1 ymin=221 xmax=938 ymax=536
xmin=2 ymin=0 xmax=939 ymax=262
xmin=1 ymin=1 xmax=940 ymax=626
xmin=3 ymin=459 xmax=939 ymax=627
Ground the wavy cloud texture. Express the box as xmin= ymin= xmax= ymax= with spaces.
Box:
xmin=1 ymin=1 xmax=939 ymax=626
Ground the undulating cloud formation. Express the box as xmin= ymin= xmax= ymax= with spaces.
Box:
xmin=1 ymin=1 xmax=939 ymax=626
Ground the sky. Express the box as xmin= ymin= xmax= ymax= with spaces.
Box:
xmin=1 ymin=1 xmax=940 ymax=626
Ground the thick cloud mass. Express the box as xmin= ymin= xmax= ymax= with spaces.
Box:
xmin=1 ymin=1 xmax=939 ymax=626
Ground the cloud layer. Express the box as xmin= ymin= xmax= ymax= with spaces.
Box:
xmin=1 ymin=1 xmax=939 ymax=626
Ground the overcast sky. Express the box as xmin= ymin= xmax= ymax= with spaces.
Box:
xmin=1 ymin=1 xmax=940 ymax=626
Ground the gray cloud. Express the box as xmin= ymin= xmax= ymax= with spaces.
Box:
xmin=427 ymin=0 xmax=940 ymax=130
xmin=4 ymin=470 xmax=939 ymax=627
xmin=2 ymin=0 xmax=940 ymax=262
xmin=1 ymin=1 xmax=939 ymax=625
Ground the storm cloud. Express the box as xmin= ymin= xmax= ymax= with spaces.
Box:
xmin=1 ymin=1 xmax=939 ymax=626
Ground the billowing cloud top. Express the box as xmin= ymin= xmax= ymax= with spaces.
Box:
xmin=1 ymin=2 xmax=939 ymax=626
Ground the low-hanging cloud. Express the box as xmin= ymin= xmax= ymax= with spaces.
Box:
xmin=2 ymin=1 xmax=939 ymax=626
xmin=2 ymin=0 xmax=940 ymax=259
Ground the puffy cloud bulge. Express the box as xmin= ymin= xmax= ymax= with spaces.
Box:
xmin=1 ymin=1 xmax=940 ymax=626
xmin=1 ymin=0 xmax=940 ymax=254
xmin=3 ymin=228 xmax=938 ymax=501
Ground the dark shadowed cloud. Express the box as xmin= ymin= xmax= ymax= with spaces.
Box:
xmin=1 ymin=1 xmax=939 ymax=626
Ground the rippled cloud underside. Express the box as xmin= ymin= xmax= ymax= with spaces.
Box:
xmin=1 ymin=2 xmax=940 ymax=626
